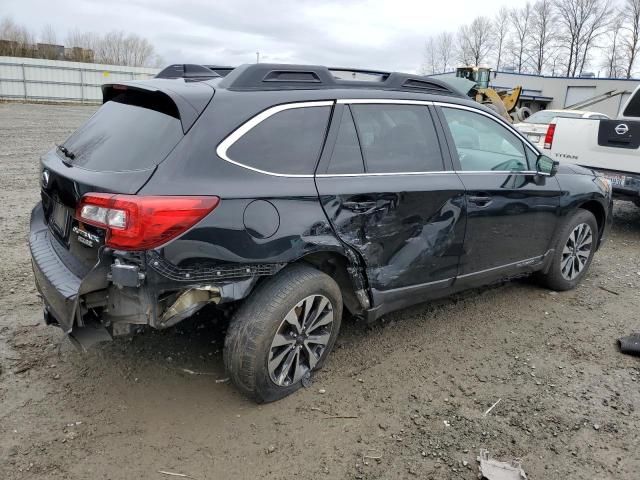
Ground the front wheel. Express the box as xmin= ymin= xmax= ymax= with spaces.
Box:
xmin=224 ymin=264 xmax=342 ymax=403
xmin=537 ymin=209 xmax=598 ymax=291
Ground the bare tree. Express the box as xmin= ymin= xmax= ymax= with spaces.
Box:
xmin=509 ymin=3 xmax=533 ymax=73
xmin=95 ymin=31 xmax=156 ymax=67
xmin=602 ymin=17 xmax=625 ymax=77
xmin=421 ymin=37 xmax=438 ymax=74
xmin=621 ymin=0 xmax=640 ymax=78
xmin=0 ymin=19 xmax=158 ymax=67
xmin=555 ymin=0 xmax=613 ymax=76
xmin=65 ymin=29 xmax=156 ymax=66
xmin=577 ymin=0 xmax=614 ymax=74
xmin=65 ymin=29 xmax=98 ymax=62
xmin=548 ymin=50 xmax=568 ymax=75
xmin=436 ymin=31 xmax=455 ymax=73
xmin=0 ymin=17 xmax=34 ymax=57
xmin=493 ymin=7 xmax=510 ymax=71
xmin=531 ymin=0 xmax=556 ymax=74
xmin=40 ymin=24 xmax=57 ymax=44
xmin=556 ymin=0 xmax=587 ymax=76
xmin=457 ymin=16 xmax=494 ymax=66
xmin=38 ymin=24 xmax=60 ymax=59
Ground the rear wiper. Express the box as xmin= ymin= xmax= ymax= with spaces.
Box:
xmin=56 ymin=144 xmax=76 ymax=161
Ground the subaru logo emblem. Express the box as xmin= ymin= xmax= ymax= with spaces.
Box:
xmin=615 ymin=123 xmax=629 ymax=135
xmin=41 ymin=169 xmax=50 ymax=188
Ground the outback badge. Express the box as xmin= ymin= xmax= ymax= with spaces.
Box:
xmin=72 ymin=226 xmax=100 ymax=248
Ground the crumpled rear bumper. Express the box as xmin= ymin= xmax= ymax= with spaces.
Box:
xmin=29 ymin=203 xmax=79 ymax=333
xmin=29 ymin=201 xmax=273 ymax=350
xmin=29 ymin=203 xmax=113 ymax=349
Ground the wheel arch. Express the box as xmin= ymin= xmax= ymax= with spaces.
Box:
xmin=294 ymin=250 xmax=368 ymax=315
xmin=577 ymin=200 xmax=606 ymax=246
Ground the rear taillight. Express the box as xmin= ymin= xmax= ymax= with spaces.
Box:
xmin=76 ymin=194 xmax=220 ymax=250
xmin=544 ymin=123 xmax=556 ymax=149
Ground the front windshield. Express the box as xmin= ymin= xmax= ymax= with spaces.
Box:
xmin=526 ymin=111 xmax=583 ymax=124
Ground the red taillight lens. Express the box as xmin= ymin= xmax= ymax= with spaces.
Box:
xmin=544 ymin=123 xmax=556 ymax=149
xmin=76 ymin=194 xmax=220 ymax=250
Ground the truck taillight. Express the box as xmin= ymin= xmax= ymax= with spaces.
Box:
xmin=544 ymin=123 xmax=556 ymax=149
xmin=76 ymin=194 xmax=220 ymax=250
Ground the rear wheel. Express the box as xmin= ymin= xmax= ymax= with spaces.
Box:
xmin=537 ymin=209 xmax=598 ymax=291
xmin=224 ymin=264 xmax=342 ymax=403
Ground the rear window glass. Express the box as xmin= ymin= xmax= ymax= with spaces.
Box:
xmin=227 ymin=106 xmax=331 ymax=175
xmin=62 ymin=97 xmax=183 ymax=172
xmin=350 ymin=104 xmax=443 ymax=173
xmin=327 ymin=108 xmax=365 ymax=174
xmin=623 ymin=91 xmax=640 ymax=117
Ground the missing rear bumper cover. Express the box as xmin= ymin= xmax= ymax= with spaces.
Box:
xmin=160 ymin=286 xmax=221 ymax=328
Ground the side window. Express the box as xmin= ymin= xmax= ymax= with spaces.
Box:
xmin=227 ymin=106 xmax=331 ymax=175
xmin=441 ymin=107 xmax=528 ymax=172
xmin=327 ymin=108 xmax=365 ymax=174
xmin=350 ymin=104 xmax=444 ymax=173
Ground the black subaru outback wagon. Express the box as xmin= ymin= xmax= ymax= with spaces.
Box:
xmin=30 ymin=63 xmax=613 ymax=402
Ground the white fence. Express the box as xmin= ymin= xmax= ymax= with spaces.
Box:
xmin=0 ymin=56 xmax=160 ymax=103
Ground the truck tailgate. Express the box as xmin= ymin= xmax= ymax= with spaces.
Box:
xmin=548 ymin=117 xmax=640 ymax=173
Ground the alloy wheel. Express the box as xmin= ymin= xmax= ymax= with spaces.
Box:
xmin=560 ymin=223 xmax=593 ymax=280
xmin=268 ymin=295 xmax=334 ymax=387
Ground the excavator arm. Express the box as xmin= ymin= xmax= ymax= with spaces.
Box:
xmin=499 ymin=85 xmax=522 ymax=112
xmin=476 ymin=88 xmax=510 ymax=122
xmin=475 ymin=85 xmax=522 ymax=123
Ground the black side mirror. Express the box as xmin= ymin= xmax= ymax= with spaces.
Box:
xmin=536 ymin=155 xmax=559 ymax=177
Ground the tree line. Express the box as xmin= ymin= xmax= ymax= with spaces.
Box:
xmin=0 ymin=17 xmax=161 ymax=67
xmin=421 ymin=0 xmax=640 ymax=78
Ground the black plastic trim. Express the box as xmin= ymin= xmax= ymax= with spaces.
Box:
xmin=146 ymin=251 xmax=285 ymax=282
xmin=217 ymin=63 xmax=462 ymax=96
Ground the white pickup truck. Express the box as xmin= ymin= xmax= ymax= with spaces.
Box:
xmin=544 ymin=85 xmax=640 ymax=206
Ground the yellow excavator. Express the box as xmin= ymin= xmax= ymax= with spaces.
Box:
xmin=453 ymin=66 xmax=523 ymax=123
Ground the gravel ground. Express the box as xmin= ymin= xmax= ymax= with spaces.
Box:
xmin=0 ymin=102 xmax=639 ymax=480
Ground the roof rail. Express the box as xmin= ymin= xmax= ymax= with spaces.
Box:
xmin=203 ymin=65 xmax=235 ymax=77
xmin=217 ymin=63 xmax=461 ymax=96
xmin=155 ymin=64 xmax=221 ymax=80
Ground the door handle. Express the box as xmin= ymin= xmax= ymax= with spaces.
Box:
xmin=468 ymin=195 xmax=492 ymax=207
xmin=343 ymin=201 xmax=377 ymax=212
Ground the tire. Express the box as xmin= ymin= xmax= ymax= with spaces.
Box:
xmin=518 ymin=106 xmax=532 ymax=121
xmin=537 ymin=209 xmax=598 ymax=291
xmin=224 ymin=264 xmax=343 ymax=403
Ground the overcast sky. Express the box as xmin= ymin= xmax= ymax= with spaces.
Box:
xmin=5 ymin=0 xmax=531 ymax=72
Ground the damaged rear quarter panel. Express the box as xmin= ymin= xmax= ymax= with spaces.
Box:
xmin=161 ymin=192 xmax=347 ymax=266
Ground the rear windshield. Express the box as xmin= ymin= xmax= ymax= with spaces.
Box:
xmin=623 ymin=90 xmax=640 ymax=117
xmin=526 ymin=111 xmax=583 ymax=124
xmin=61 ymin=93 xmax=183 ymax=172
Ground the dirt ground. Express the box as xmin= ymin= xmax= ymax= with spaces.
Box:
xmin=1 ymin=102 xmax=639 ymax=480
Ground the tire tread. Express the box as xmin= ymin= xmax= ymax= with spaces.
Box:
xmin=224 ymin=264 xmax=342 ymax=402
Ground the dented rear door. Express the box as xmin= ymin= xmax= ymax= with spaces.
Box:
xmin=315 ymin=102 xmax=466 ymax=295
